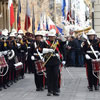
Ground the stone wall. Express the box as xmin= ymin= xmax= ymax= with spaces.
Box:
xmin=94 ymin=0 xmax=100 ymax=37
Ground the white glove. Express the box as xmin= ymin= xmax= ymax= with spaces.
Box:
xmin=85 ymin=54 xmax=91 ymax=60
xmin=31 ymin=56 xmax=35 ymax=60
xmin=26 ymin=52 xmax=28 ymax=55
xmin=43 ymin=48 xmax=54 ymax=54
xmin=81 ymin=42 xmax=85 ymax=48
xmin=62 ymin=61 xmax=66 ymax=65
xmin=56 ymin=53 xmax=60 ymax=59
xmin=0 ymin=52 xmax=2 ymax=56
xmin=17 ymin=43 xmax=21 ymax=47
xmin=3 ymin=50 xmax=8 ymax=55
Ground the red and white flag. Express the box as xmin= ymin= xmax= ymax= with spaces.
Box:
xmin=47 ymin=16 xmax=59 ymax=33
xmin=24 ymin=1 xmax=31 ymax=31
xmin=8 ymin=0 xmax=15 ymax=28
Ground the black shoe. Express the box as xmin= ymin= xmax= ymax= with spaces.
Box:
xmin=6 ymin=84 xmax=10 ymax=87
xmin=3 ymin=85 xmax=7 ymax=89
xmin=10 ymin=81 xmax=13 ymax=85
xmin=45 ymin=85 xmax=48 ymax=89
xmin=0 ymin=87 xmax=2 ymax=91
xmin=36 ymin=88 xmax=41 ymax=91
xmin=14 ymin=80 xmax=17 ymax=83
xmin=94 ymin=86 xmax=99 ymax=91
xmin=56 ymin=89 xmax=60 ymax=93
xmin=22 ymin=76 xmax=25 ymax=79
xmin=53 ymin=92 xmax=59 ymax=96
xmin=47 ymin=92 xmax=52 ymax=96
xmin=40 ymin=87 xmax=44 ymax=91
xmin=89 ymin=87 xmax=93 ymax=91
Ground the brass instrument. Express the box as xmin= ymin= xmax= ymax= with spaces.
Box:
xmin=74 ymin=26 xmax=92 ymax=37
xmin=43 ymin=40 xmax=59 ymax=66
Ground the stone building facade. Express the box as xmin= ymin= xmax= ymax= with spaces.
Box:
xmin=0 ymin=0 xmax=17 ymax=30
xmin=0 ymin=0 xmax=62 ymax=32
xmin=94 ymin=0 xmax=100 ymax=37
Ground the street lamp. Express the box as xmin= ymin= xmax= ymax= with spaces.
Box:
xmin=91 ymin=0 xmax=95 ymax=29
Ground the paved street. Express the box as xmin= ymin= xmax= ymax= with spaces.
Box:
xmin=0 ymin=67 xmax=100 ymax=100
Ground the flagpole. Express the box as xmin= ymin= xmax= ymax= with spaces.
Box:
xmin=26 ymin=0 xmax=28 ymax=32
xmin=54 ymin=0 xmax=57 ymax=31
xmin=8 ymin=4 xmax=10 ymax=32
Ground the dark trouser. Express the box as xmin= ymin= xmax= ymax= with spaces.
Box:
xmin=18 ymin=55 xmax=24 ymax=77
xmin=34 ymin=72 xmax=43 ymax=89
xmin=26 ymin=56 xmax=34 ymax=73
xmin=3 ymin=67 xmax=8 ymax=86
xmin=86 ymin=60 xmax=98 ymax=88
xmin=32 ymin=62 xmax=43 ymax=89
xmin=46 ymin=65 xmax=59 ymax=93
xmin=0 ymin=77 xmax=2 ymax=87
xmin=70 ymin=51 xmax=76 ymax=66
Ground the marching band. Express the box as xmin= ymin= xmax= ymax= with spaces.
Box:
xmin=0 ymin=28 xmax=100 ymax=95
xmin=0 ymin=28 xmax=66 ymax=96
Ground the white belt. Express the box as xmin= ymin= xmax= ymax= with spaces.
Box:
xmin=21 ymin=50 xmax=24 ymax=52
xmin=34 ymin=53 xmax=43 ymax=56
xmin=27 ymin=47 xmax=30 ymax=49
xmin=87 ymin=51 xmax=99 ymax=54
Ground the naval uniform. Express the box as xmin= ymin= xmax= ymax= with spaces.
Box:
xmin=83 ymin=39 xmax=100 ymax=91
xmin=30 ymin=40 xmax=47 ymax=91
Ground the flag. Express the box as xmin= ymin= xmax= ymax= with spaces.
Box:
xmin=8 ymin=0 xmax=15 ymax=28
xmin=67 ymin=0 xmax=71 ymax=21
xmin=37 ymin=23 xmax=40 ymax=31
xmin=47 ymin=16 xmax=55 ymax=30
xmin=32 ymin=6 xmax=35 ymax=34
xmin=17 ymin=0 xmax=21 ymax=31
xmin=43 ymin=13 xmax=46 ymax=30
xmin=62 ymin=0 xmax=66 ymax=18
xmin=40 ymin=13 xmax=43 ymax=30
xmin=24 ymin=1 xmax=31 ymax=31
xmin=46 ymin=17 xmax=49 ymax=31
xmin=47 ymin=16 xmax=59 ymax=33
xmin=56 ymin=26 xmax=64 ymax=35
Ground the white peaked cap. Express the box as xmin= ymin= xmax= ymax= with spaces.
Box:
xmin=9 ymin=33 xmax=16 ymax=37
xmin=12 ymin=28 xmax=17 ymax=33
xmin=10 ymin=28 xmax=17 ymax=37
xmin=87 ymin=29 xmax=96 ymax=36
xmin=17 ymin=35 xmax=22 ymax=39
xmin=18 ymin=30 xmax=24 ymax=34
xmin=35 ymin=31 xmax=43 ymax=36
xmin=48 ymin=29 xmax=56 ymax=36
xmin=2 ymin=29 xmax=8 ymax=36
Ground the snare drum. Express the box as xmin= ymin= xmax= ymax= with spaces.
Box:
xmin=34 ymin=60 xmax=46 ymax=75
xmin=92 ymin=59 xmax=100 ymax=72
xmin=14 ymin=62 xmax=23 ymax=71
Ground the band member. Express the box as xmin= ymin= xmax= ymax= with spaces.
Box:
xmin=43 ymin=29 xmax=66 ymax=96
xmin=30 ymin=31 xmax=46 ymax=91
xmin=8 ymin=32 xmax=17 ymax=83
xmin=83 ymin=29 xmax=100 ymax=91
xmin=16 ymin=35 xmax=27 ymax=79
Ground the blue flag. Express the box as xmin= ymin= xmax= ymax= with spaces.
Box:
xmin=46 ymin=18 xmax=49 ymax=31
xmin=56 ymin=26 xmax=64 ymax=35
xmin=37 ymin=23 xmax=40 ymax=31
xmin=17 ymin=0 xmax=21 ymax=25
xmin=62 ymin=0 xmax=66 ymax=18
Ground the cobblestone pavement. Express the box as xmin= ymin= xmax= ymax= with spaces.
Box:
xmin=0 ymin=67 xmax=100 ymax=100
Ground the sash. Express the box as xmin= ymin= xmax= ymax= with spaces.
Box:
xmin=46 ymin=40 xmax=62 ymax=60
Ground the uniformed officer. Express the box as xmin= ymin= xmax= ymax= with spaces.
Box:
xmin=30 ymin=31 xmax=45 ymax=91
xmin=42 ymin=29 xmax=66 ymax=96
xmin=83 ymin=29 xmax=100 ymax=91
